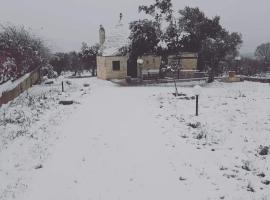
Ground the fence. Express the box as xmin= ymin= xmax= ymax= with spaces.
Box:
xmin=0 ymin=68 xmax=41 ymax=107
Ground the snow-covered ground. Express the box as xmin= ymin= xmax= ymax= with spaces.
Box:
xmin=0 ymin=76 xmax=93 ymax=199
xmin=0 ymin=78 xmax=270 ymax=200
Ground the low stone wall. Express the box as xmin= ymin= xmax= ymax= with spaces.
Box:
xmin=0 ymin=68 xmax=40 ymax=106
xmin=165 ymin=70 xmax=206 ymax=79
xmin=243 ymin=77 xmax=270 ymax=83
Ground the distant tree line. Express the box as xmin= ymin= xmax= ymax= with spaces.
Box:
xmin=49 ymin=42 xmax=100 ymax=77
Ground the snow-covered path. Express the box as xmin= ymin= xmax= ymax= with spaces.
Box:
xmin=20 ymin=83 xmax=188 ymax=200
xmin=7 ymin=79 xmax=269 ymax=200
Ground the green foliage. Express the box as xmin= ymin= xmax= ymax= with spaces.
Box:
xmin=130 ymin=2 xmax=243 ymax=81
xmin=178 ymin=7 xmax=223 ymax=52
xmin=139 ymin=0 xmax=173 ymax=22
xmin=200 ymin=30 xmax=242 ymax=82
xmin=129 ymin=19 xmax=160 ymax=58
xmin=177 ymin=7 xmax=242 ymax=81
xmin=80 ymin=42 xmax=100 ymax=76
xmin=163 ymin=21 xmax=182 ymax=54
xmin=49 ymin=52 xmax=70 ymax=76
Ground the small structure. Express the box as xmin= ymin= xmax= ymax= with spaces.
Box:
xmin=168 ymin=53 xmax=198 ymax=71
xmin=97 ymin=55 xmax=128 ymax=80
xmin=222 ymin=71 xmax=242 ymax=82
xmin=167 ymin=53 xmax=202 ymax=78
xmin=139 ymin=55 xmax=161 ymax=79
xmin=97 ymin=15 xmax=161 ymax=80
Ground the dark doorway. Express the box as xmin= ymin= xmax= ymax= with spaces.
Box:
xmin=127 ymin=59 xmax=137 ymax=78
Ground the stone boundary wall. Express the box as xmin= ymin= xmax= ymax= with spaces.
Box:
xmin=0 ymin=68 xmax=40 ymax=107
xmin=243 ymin=77 xmax=270 ymax=83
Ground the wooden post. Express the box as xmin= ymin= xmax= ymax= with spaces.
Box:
xmin=196 ymin=95 xmax=199 ymax=116
xmin=62 ymin=81 xmax=64 ymax=92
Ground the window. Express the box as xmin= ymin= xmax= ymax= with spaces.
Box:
xmin=112 ymin=61 xmax=120 ymax=71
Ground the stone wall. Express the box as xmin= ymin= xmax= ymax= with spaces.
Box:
xmin=97 ymin=56 xmax=128 ymax=80
xmin=141 ymin=55 xmax=161 ymax=70
xmin=0 ymin=68 xmax=41 ymax=107
xmin=168 ymin=52 xmax=198 ymax=70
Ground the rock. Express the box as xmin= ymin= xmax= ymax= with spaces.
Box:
xmin=35 ymin=164 xmax=43 ymax=169
xmin=44 ymin=80 xmax=54 ymax=85
xmin=261 ymin=180 xmax=270 ymax=185
xmin=59 ymin=100 xmax=74 ymax=105
xmin=257 ymin=172 xmax=266 ymax=178
xmin=258 ymin=146 xmax=269 ymax=156
xmin=179 ymin=176 xmax=186 ymax=181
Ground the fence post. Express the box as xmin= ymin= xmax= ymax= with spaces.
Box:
xmin=62 ymin=81 xmax=64 ymax=92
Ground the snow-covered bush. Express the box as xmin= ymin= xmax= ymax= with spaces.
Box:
xmin=41 ymin=63 xmax=57 ymax=79
xmin=0 ymin=24 xmax=50 ymax=82
xmin=0 ymin=57 xmax=17 ymax=84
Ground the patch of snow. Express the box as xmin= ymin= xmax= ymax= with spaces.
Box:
xmin=0 ymin=73 xmax=30 ymax=98
xmin=1 ymin=79 xmax=270 ymax=200
xmin=102 ymin=22 xmax=130 ymax=56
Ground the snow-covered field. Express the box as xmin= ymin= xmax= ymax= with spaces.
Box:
xmin=0 ymin=78 xmax=270 ymax=200
xmin=0 ymin=76 xmax=92 ymax=199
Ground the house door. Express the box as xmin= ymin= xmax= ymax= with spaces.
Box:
xmin=127 ymin=59 xmax=137 ymax=78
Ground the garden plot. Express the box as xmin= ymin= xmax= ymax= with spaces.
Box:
xmin=151 ymin=81 xmax=270 ymax=199
xmin=1 ymin=79 xmax=270 ymax=200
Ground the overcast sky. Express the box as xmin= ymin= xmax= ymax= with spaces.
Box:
xmin=1 ymin=0 xmax=269 ymax=54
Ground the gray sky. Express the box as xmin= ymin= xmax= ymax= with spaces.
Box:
xmin=1 ymin=0 xmax=269 ymax=54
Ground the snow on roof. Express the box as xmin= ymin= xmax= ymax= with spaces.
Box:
xmin=102 ymin=22 xmax=130 ymax=56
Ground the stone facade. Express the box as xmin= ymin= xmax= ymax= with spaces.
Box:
xmin=140 ymin=55 xmax=161 ymax=71
xmin=168 ymin=52 xmax=198 ymax=71
xmin=97 ymin=56 xmax=128 ymax=80
xmin=0 ymin=68 xmax=40 ymax=107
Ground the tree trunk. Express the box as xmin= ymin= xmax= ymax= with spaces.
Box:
xmin=207 ymin=58 xmax=221 ymax=83
xmin=208 ymin=68 xmax=215 ymax=83
xmin=92 ymin=66 xmax=95 ymax=76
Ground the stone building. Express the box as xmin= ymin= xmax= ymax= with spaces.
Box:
xmin=97 ymin=17 xmax=161 ymax=80
xmin=97 ymin=55 xmax=128 ymax=80
xmin=168 ymin=53 xmax=198 ymax=71
xmin=96 ymin=15 xmax=198 ymax=80
xmin=167 ymin=53 xmax=201 ymax=78
xmin=97 ymin=19 xmax=130 ymax=80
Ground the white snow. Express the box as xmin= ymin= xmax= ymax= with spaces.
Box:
xmin=102 ymin=22 xmax=130 ymax=56
xmin=1 ymin=78 xmax=270 ymax=200
xmin=0 ymin=73 xmax=30 ymax=97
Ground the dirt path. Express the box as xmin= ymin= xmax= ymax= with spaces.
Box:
xmin=19 ymin=84 xmax=191 ymax=200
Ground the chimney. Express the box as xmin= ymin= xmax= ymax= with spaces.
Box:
xmin=99 ymin=25 xmax=105 ymax=46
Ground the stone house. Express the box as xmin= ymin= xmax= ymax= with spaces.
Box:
xmin=97 ymin=55 xmax=128 ymax=80
xmin=97 ymin=20 xmax=162 ymax=80
xmin=96 ymin=16 xmax=198 ymax=80
xmin=97 ymin=54 xmax=161 ymax=80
